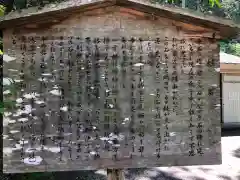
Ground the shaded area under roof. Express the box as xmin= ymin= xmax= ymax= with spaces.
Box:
xmin=0 ymin=0 xmax=239 ymax=39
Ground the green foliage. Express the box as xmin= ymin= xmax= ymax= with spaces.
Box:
xmin=230 ymin=43 xmax=240 ymax=56
xmin=152 ymin=0 xmax=222 ymax=8
xmin=220 ymin=40 xmax=240 ymax=57
xmin=209 ymin=0 xmax=221 ymax=8
xmin=222 ymin=0 xmax=240 ymax=23
xmin=13 ymin=0 xmax=66 ymax=10
xmin=0 ymin=5 xmax=6 ymax=16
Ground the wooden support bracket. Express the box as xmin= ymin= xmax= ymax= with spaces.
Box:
xmin=107 ymin=169 xmax=125 ymax=180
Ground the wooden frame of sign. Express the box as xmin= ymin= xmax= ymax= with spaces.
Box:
xmin=1 ymin=0 xmax=239 ymax=178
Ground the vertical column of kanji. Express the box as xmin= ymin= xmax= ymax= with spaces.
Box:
xmin=188 ymin=41 xmax=196 ymax=157
xmin=103 ymin=37 xmax=111 ymax=152
xmin=58 ymin=36 xmax=65 ymax=162
xmin=11 ymin=33 xmax=17 ymax=56
xmin=180 ymin=39 xmax=187 ymax=69
xmin=28 ymin=36 xmax=37 ymax=162
xmin=19 ymin=36 xmax=27 ymax=161
xmin=154 ymin=38 xmax=162 ymax=159
xmin=67 ymin=36 xmax=74 ymax=160
xmin=121 ymin=38 xmax=127 ymax=90
xmin=163 ymin=37 xmax=170 ymax=151
xmin=84 ymin=37 xmax=92 ymax=161
xmin=111 ymin=42 xmax=120 ymax=161
xmin=171 ymin=38 xmax=179 ymax=115
xmin=11 ymin=34 xmax=17 ymax=103
xmin=206 ymin=39 xmax=218 ymax=145
xmin=75 ymin=37 xmax=84 ymax=160
xmin=49 ymin=36 xmax=57 ymax=140
xmin=50 ymin=36 xmax=56 ymax=83
xmin=179 ymin=39 xmax=186 ymax=114
xmin=196 ymin=39 xmax=204 ymax=156
xmin=39 ymin=36 xmax=48 ymax=159
xmin=137 ymin=38 xmax=145 ymax=157
xmin=212 ymin=36 xmax=221 ymax=145
xmin=93 ymin=38 xmax=101 ymax=160
xmin=129 ymin=38 xmax=136 ymax=159
xmin=121 ymin=37 xmax=129 ymax=147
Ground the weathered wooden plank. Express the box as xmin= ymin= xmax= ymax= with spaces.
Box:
xmin=2 ymin=7 xmax=221 ymax=174
xmin=2 ymin=7 xmax=217 ymax=38
xmin=221 ymin=64 xmax=240 ymax=74
xmin=0 ymin=0 xmax=239 ymax=39
xmin=107 ymin=169 xmax=125 ymax=180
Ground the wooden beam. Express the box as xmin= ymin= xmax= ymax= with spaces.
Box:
xmin=0 ymin=0 xmax=116 ymax=29
xmin=220 ymin=63 xmax=240 ymax=74
xmin=107 ymin=169 xmax=125 ymax=180
xmin=116 ymin=0 xmax=240 ymax=39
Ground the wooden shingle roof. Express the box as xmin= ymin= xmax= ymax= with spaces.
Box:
xmin=0 ymin=0 xmax=239 ymax=39
xmin=220 ymin=52 xmax=240 ymax=64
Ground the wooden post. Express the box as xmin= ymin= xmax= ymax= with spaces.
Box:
xmin=107 ymin=169 xmax=125 ymax=180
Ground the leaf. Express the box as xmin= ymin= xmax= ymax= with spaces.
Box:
xmin=209 ymin=0 xmax=222 ymax=8
xmin=0 ymin=49 xmax=3 ymax=55
xmin=209 ymin=0 xmax=214 ymax=7
xmin=0 ymin=5 xmax=6 ymax=16
xmin=214 ymin=0 xmax=222 ymax=8
xmin=233 ymin=43 xmax=240 ymax=56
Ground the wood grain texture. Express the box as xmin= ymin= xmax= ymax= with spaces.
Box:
xmin=3 ymin=8 xmax=221 ymax=173
xmin=221 ymin=64 xmax=240 ymax=74
xmin=0 ymin=0 xmax=239 ymax=38
xmin=107 ymin=169 xmax=125 ymax=180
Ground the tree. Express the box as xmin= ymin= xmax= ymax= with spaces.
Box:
xmin=222 ymin=0 xmax=240 ymax=23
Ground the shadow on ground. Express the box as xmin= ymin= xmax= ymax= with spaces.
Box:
xmin=1 ymin=168 xmax=197 ymax=180
xmin=233 ymin=148 xmax=240 ymax=158
xmin=0 ymin=170 xmax=106 ymax=180
xmin=125 ymin=168 xmax=183 ymax=180
xmin=125 ymin=167 xmax=240 ymax=180
xmin=1 ymin=167 xmax=240 ymax=180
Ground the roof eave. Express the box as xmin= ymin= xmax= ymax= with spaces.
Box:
xmin=0 ymin=0 xmax=115 ymax=29
xmin=116 ymin=0 xmax=240 ymax=39
xmin=0 ymin=0 xmax=239 ymax=39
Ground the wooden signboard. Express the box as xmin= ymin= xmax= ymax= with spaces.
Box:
xmin=2 ymin=2 xmax=222 ymax=174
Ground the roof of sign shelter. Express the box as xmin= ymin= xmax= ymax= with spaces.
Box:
xmin=220 ymin=52 xmax=240 ymax=64
xmin=220 ymin=52 xmax=240 ymax=74
xmin=0 ymin=0 xmax=239 ymax=39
